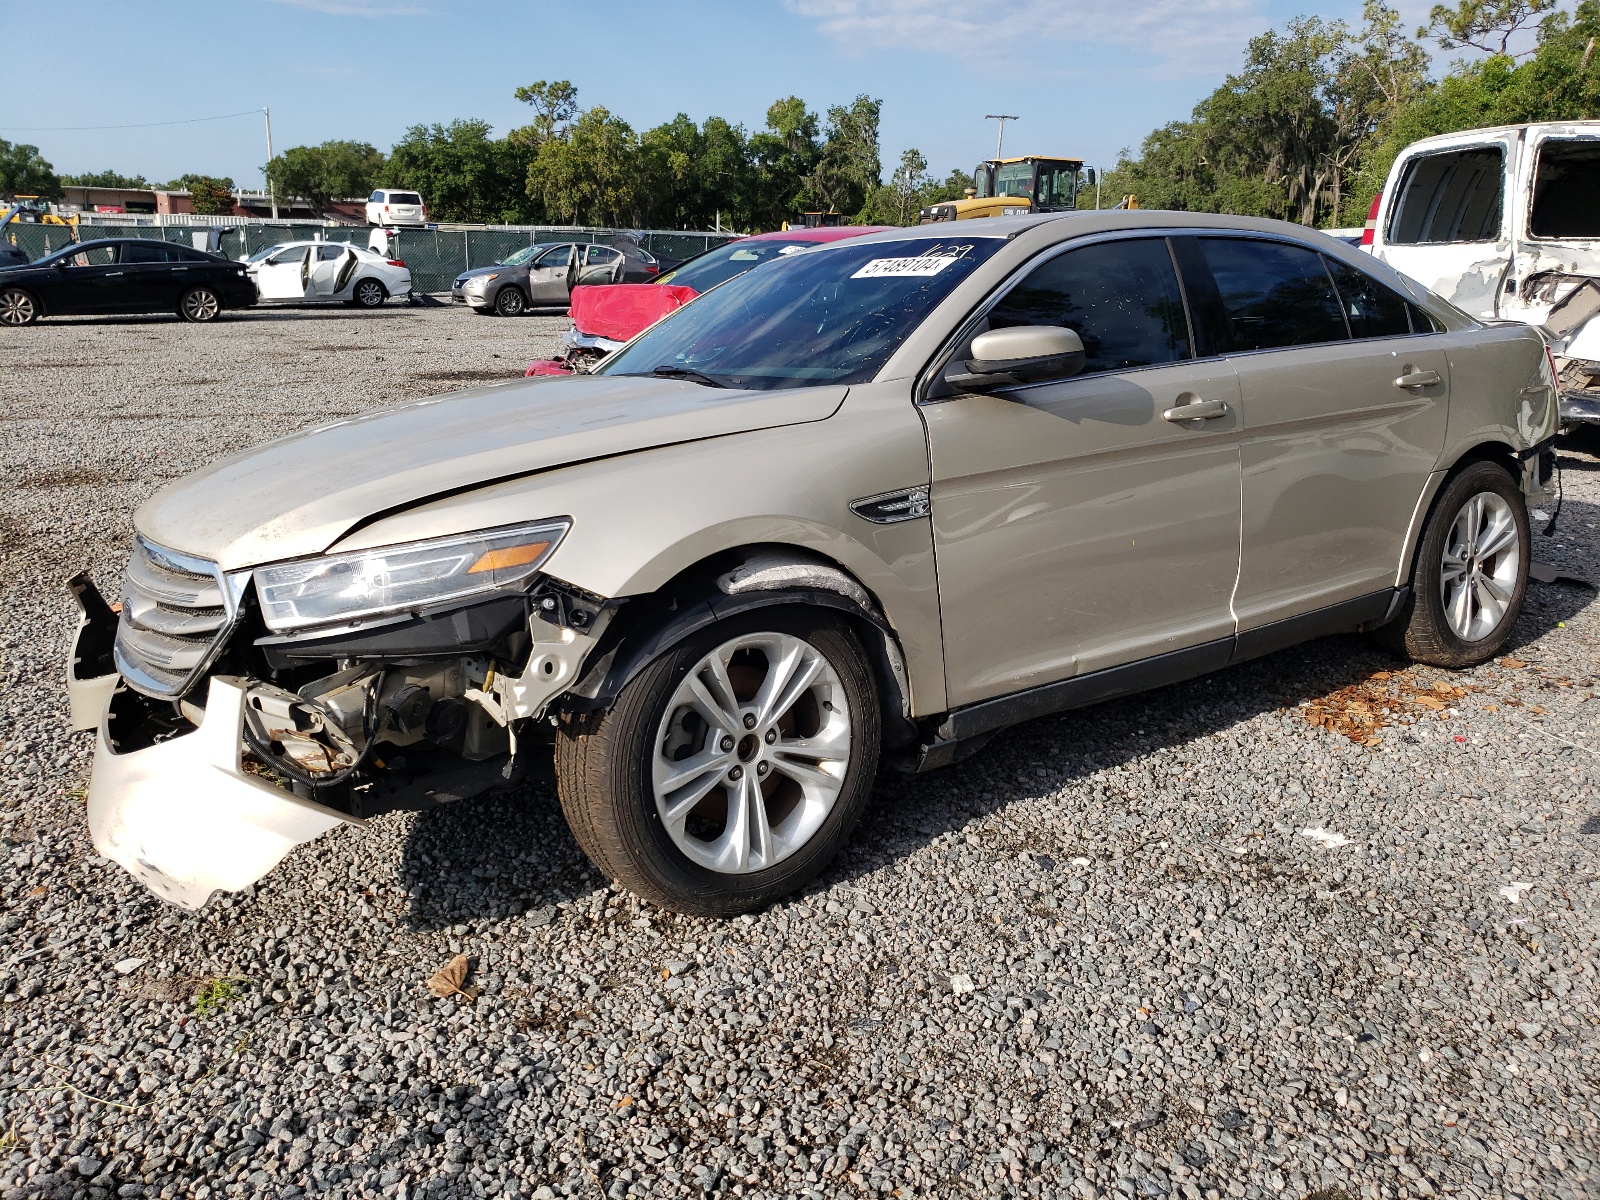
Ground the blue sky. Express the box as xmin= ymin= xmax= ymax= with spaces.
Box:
xmin=2 ymin=0 xmax=1451 ymax=198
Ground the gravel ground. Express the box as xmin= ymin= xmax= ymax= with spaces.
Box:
xmin=1 ymin=304 xmax=1598 ymax=1200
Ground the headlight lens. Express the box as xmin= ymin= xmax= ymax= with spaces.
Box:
xmin=254 ymin=519 xmax=569 ymax=632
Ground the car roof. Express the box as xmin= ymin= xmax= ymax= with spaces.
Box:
xmin=832 ymin=209 xmax=1382 ymax=245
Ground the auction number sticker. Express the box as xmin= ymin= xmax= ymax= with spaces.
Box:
xmin=851 ymin=255 xmax=959 ymax=279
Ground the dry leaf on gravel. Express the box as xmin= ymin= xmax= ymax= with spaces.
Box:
xmin=425 ymin=954 xmax=478 ymax=1002
xmin=1500 ymin=658 xmax=1527 ymax=669
xmin=1301 ymin=670 xmax=1469 ymax=744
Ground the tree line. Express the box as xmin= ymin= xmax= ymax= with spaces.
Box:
xmin=1098 ymin=0 xmax=1600 ymax=227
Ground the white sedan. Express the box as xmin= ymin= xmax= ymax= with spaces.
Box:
xmin=243 ymin=242 xmax=412 ymax=308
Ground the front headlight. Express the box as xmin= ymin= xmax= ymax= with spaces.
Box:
xmin=254 ymin=519 xmax=570 ymax=632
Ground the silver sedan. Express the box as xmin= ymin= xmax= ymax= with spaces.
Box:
xmin=451 ymin=242 xmax=660 ymax=315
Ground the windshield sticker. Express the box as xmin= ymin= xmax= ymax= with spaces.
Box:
xmin=851 ymin=255 xmax=961 ymax=280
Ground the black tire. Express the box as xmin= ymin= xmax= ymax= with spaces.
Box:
xmin=493 ymin=286 xmax=527 ymax=317
xmin=0 ymin=287 xmax=39 ymax=326
xmin=555 ymin=608 xmax=881 ymax=915
xmin=178 ymin=286 xmax=222 ymax=323
xmin=351 ymin=278 xmax=387 ymax=308
xmin=1374 ymin=460 xmax=1529 ymax=667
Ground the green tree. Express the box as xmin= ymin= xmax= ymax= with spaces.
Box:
xmin=1420 ymin=0 xmax=1556 ymax=55
xmin=0 ymin=139 xmax=61 ymax=200
xmin=749 ymin=96 xmax=822 ymax=226
xmin=266 ymin=140 xmax=385 ymax=215
xmin=166 ymin=174 xmax=235 ymax=215
xmin=60 ymin=169 xmax=150 ymax=189
xmin=526 ymin=106 xmax=640 ymax=226
xmin=814 ymin=95 xmax=882 ymax=217
xmin=510 ymin=79 xmax=580 ymax=149
xmin=387 ymin=119 xmax=535 ymax=224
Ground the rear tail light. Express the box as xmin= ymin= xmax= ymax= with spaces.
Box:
xmin=1360 ymin=193 xmax=1381 ymax=247
xmin=1546 ymin=344 xmax=1561 ymax=387
xmin=387 ymin=259 xmax=406 ymax=268
xmin=646 ymin=265 xmax=659 ymax=274
xmin=383 ymin=204 xmax=389 ymax=211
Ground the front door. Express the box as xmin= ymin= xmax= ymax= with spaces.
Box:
xmin=1373 ymin=138 xmax=1511 ymax=319
xmin=50 ymin=243 xmax=121 ymax=313
xmin=255 ymin=245 xmax=312 ymax=300
xmin=923 ymin=235 xmax=1244 ymax=708
xmin=1179 ymin=235 xmax=1450 ymax=630
xmin=526 ymin=244 xmax=574 ymax=302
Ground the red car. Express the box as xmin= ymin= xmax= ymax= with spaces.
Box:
xmin=526 ymin=225 xmax=892 ymax=375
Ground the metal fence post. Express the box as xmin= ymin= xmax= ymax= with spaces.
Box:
xmin=463 ymin=230 xmax=470 ymax=271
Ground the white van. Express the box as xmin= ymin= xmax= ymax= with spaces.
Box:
xmin=364 ymin=188 xmax=427 ymax=228
xmin=1368 ymin=121 xmax=1600 ymax=427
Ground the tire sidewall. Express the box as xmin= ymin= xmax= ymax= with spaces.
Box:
xmin=1412 ymin=461 xmax=1530 ymax=662
xmin=589 ymin=607 xmax=880 ymax=913
xmin=179 ymin=286 xmax=220 ymax=323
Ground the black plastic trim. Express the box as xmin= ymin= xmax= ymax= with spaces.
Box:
xmin=1231 ymin=589 xmax=1398 ymax=663
xmin=255 ymin=593 xmax=529 ymax=666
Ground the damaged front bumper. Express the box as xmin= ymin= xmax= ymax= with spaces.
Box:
xmin=84 ymin=673 xmax=355 ymax=910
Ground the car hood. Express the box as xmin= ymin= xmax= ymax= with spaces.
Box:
xmin=136 ymin=375 xmax=847 ymax=571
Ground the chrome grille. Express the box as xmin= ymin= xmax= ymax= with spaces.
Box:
xmin=114 ymin=538 xmax=240 ymax=698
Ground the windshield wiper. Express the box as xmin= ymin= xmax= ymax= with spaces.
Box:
xmin=650 ymin=365 xmax=727 ymax=388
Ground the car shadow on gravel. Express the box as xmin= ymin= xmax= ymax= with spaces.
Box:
xmin=391 ymin=497 xmax=1599 ymax=926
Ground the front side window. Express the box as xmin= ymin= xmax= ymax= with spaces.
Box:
xmin=1387 ymin=146 xmax=1504 ymax=245
xmin=1529 ymin=139 xmax=1600 ymax=240
xmin=1197 ymin=238 xmax=1347 ymax=351
xmin=1034 ymin=163 xmax=1077 ymax=210
xmin=268 ymin=246 xmax=307 ymax=266
xmin=598 ymin=237 xmax=1005 ymax=390
xmin=987 ymin=238 xmax=1190 ymax=375
xmin=534 ymin=245 xmax=573 ymax=269
xmin=1323 ymin=257 xmax=1412 ymax=339
xmin=120 ymin=242 xmax=171 ymax=263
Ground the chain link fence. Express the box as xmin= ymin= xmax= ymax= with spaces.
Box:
xmin=3 ymin=219 xmax=738 ymax=295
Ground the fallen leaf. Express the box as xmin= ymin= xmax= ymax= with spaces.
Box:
xmin=425 ymin=954 xmax=477 ymax=1001
xmin=1415 ymin=696 xmax=1445 ymax=710
xmin=1500 ymin=658 xmax=1526 ymax=669
xmin=1530 ymin=705 xmax=1548 ymax=715
xmin=616 ymin=1095 xmax=635 ymax=1108
xmin=1483 ymin=704 xmax=1499 ymax=712
xmin=1370 ymin=671 xmax=1392 ymax=680
xmin=1433 ymin=680 xmax=1454 ymax=694
xmin=27 ymin=886 xmax=47 ymax=898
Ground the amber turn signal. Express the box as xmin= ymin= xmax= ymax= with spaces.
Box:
xmin=467 ymin=541 xmax=551 ymax=573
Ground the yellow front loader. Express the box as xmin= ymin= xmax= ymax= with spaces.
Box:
xmin=919 ymin=156 xmax=1084 ymax=222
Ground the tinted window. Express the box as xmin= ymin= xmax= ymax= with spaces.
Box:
xmin=316 ymin=244 xmax=346 ymax=261
xmin=598 ymin=237 xmax=1005 ymax=390
xmin=584 ymin=245 xmax=620 ymax=265
xmin=1530 ymin=139 xmax=1600 ymax=239
xmin=120 ymin=242 xmax=172 ymax=263
xmin=987 ymin=238 xmax=1190 ymax=374
xmin=535 ymin=245 xmax=572 ymax=269
xmin=1387 ymin=147 xmax=1504 ymax=245
xmin=1324 ymin=257 xmax=1412 ymax=339
xmin=1408 ymin=303 xmax=1444 ymax=334
xmin=175 ymin=248 xmax=213 ymax=262
xmin=58 ymin=245 xmax=115 ymax=267
xmin=390 ymin=193 xmax=422 ymax=206
xmin=1197 ymin=238 xmax=1347 ymax=351
xmin=268 ymin=246 xmax=307 ymax=266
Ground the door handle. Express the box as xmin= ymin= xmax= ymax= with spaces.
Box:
xmin=104 ymin=271 xmax=124 ymax=277
xmin=1394 ymin=367 xmax=1441 ymax=389
xmin=1162 ymin=398 xmax=1230 ymax=423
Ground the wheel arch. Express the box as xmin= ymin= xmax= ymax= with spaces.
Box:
xmin=1396 ymin=438 xmax=1524 ymax=588
xmin=560 ymin=544 xmax=921 ymax=752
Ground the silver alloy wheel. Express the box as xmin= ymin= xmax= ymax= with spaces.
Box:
xmin=0 ymin=290 xmax=35 ymax=325
xmin=356 ymin=279 xmax=385 ymax=307
xmin=496 ymin=287 xmax=524 ymax=316
xmin=1440 ymin=490 xmax=1520 ymax=641
xmin=182 ymin=288 xmax=219 ymax=321
xmin=652 ymin=631 xmax=852 ymax=874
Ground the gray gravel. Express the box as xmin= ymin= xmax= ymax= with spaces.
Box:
xmin=2 ymin=304 xmax=1598 ymax=1200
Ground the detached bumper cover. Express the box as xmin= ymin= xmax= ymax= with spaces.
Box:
xmin=86 ymin=675 xmax=356 ymax=910
xmin=1560 ymin=390 xmax=1600 ymax=425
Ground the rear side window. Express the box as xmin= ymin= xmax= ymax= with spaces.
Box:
xmin=986 ymin=237 xmax=1191 ymax=375
xmin=316 ymin=244 xmax=346 ymax=261
xmin=120 ymin=242 xmax=171 ymax=263
xmin=1529 ymin=139 xmax=1600 ymax=239
xmin=369 ymin=191 xmax=384 ymax=202
xmin=1387 ymin=147 xmax=1504 ymax=244
xmin=1196 ymin=238 xmax=1347 ymax=351
xmin=1323 ymin=257 xmax=1412 ymax=339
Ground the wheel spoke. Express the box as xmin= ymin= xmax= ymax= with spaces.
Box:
xmin=754 ymin=642 xmax=822 ymax=727
xmin=1476 ymin=519 xmax=1516 ymax=561
xmin=1479 ymin=572 xmax=1513 ymax=608
xmin=1446 ymin=578 xmax=1473 ymax=637
xmin=684 ymin=668 xmax=740 ymax=735
xmin=657 ymin=746 xmax=733 ymax=803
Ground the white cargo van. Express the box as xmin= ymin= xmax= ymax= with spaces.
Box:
xmin=1368 ymin=121 xmax=1600 ymax=426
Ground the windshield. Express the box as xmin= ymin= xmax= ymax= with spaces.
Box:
xmin=598 ymin=237 xmax=1004 ymax=391
xmin=656 ymin=238 xmax=818 ymax=293
xmin=245 ymin=244 xmax=284 ymax=263
xmin=500 ymin=245 xmax=541 ymax=266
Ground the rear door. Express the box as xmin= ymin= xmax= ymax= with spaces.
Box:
xmin=1501 ymin=130 xmax=1600 ymax=326
xmin=255 ymin=245 xmax=311 ymax=300
xmin=1373 ymin=138 xmax=1512 ymax=319
xmin=306 ymin=244 xmax=354 ymax=299
xmin=1180 ymin=235 xmax=1450 ymax=632
xmin=923 ymin=234 xmax=1244 ymax=706
xmin=118 ymin=240 xmax=179 ymax=309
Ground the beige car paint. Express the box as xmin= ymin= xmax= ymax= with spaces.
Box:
xmin=923 ymin=360 xmax=1244 ymax=708
xmin=1231 ymin=337 xmax=1451 ymax=630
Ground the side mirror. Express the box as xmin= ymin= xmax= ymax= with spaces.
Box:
xmin=947 ymin=326 xmax=1085 ymax=391
xmin=1086 ymin=167 xmax=1098 ymax=186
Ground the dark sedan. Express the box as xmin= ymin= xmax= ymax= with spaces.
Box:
xmin=0 ymin=238 xmax=258 ymax=326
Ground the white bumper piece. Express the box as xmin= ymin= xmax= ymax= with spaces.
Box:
xmin=87 ymin=675 xmax=356 ymax=910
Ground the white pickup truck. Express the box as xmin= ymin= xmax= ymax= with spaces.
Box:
xmin=1367 ymin=121 xmax=1600 ymax=428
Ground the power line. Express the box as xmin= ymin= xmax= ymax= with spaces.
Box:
xmin=0 ymin=109 xmax=264 ymax=133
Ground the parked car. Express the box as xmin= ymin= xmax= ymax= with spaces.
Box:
xmin=1366 ymin=121 xmax=1600 ymax=429
xmin=0 ymin=237 xmax=256 ymax=326
xmin=365 ymin=188 xmax=427 ymax=228
xmin=243 ymin=241 xmax=411 ymax=308
xmin=530 ymin=226 xmax=892 ymax=372
xmin=68 ymin=212 xmax=1556 ymax=917
xmin=451 ymin=242 xmax=660 ymax=316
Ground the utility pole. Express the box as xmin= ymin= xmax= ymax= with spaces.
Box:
xmin=263 ymin=107 xmax=278 ymax=220
xmin=985 ymin=114 xmax=1019 ymax=159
